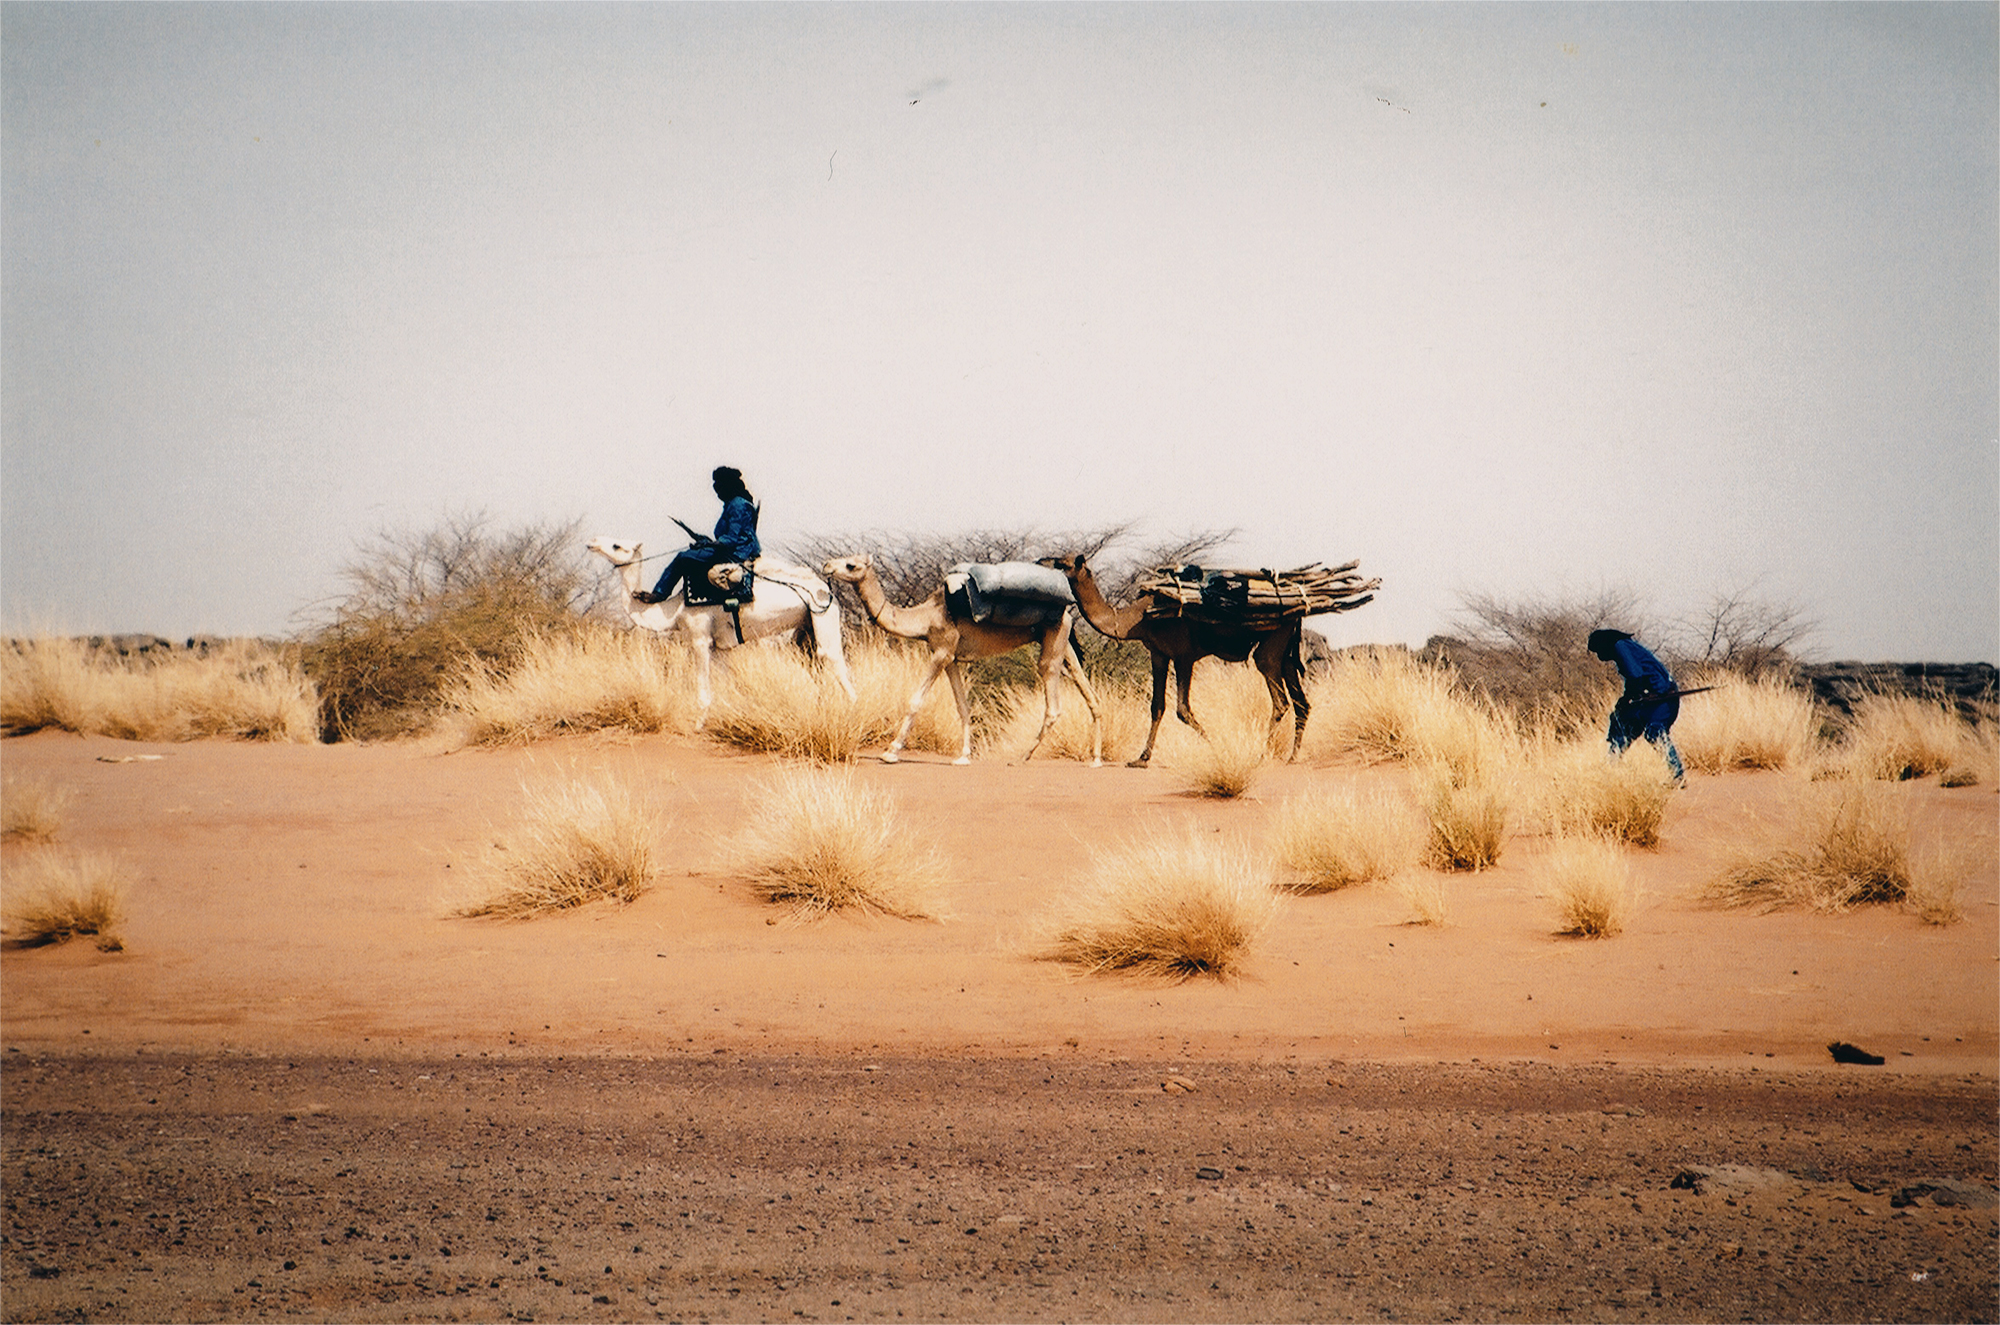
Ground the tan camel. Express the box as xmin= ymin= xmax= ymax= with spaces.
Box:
xmin=1041 ymin=553 xmax=1311 ymax=766
xmin=821 ymin=555 xmax=1103 ymax=766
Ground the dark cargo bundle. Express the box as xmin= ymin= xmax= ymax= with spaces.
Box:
xmin=1136 ymin=560 xmax=1379 ymax=625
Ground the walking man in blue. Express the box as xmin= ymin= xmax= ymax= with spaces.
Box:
xmin=633 ymin=466 xmax=761 ymax=604
xmin=1588 ymin=628 xmax=1687 ymax=785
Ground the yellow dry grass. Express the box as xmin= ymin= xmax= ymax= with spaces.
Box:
xmin=3 ymin=848 xmax=129 ymax=950
xmin=1831 ymin=694 xmax=1983 ymax=783
xmin=727 ymin=765 xmax=950 ymax=919
xmin=647 ymin=637 xmax=967 ymax=764
xmin=1525 ymin=737 xmax=1676 ymax=848
xmin=1 ymin=637 xmax=319 ymax=742
xmin=1303 ymin=648 xmax=1518 ymax=783
xmin=2 ymin=775 xmax=74 ymax=843
xmin=1673 ymin=672 xmax=1817 ymax=773
xmin=1272 ymin=784 xmax=1425 ymax=893
xmin=1152 ymin=662 xmax=1288 ymax=798
xmin=1394 ymin=873 xmax=1452 ymax=927
xmin=1420 ymin=766 xmax=1511 ymax=871
xmin=1542 ymin=835 xmax=1639 ymax=938
xmin=1029 ymin=821 xmax=1279 ymax=980
xmin=988 ymin=670 xmax=1139 ymax=764
xmin=437 ymin=626 xmax=699 ymax=747
xmin=455 ymin=775 xmax=657 ymax=919
xmin=1708 ymin=782 xmax=1915 ymax=915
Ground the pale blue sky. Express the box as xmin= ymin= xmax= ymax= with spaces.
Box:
xmin=5 ymin=3 xmax=1995 ymax=660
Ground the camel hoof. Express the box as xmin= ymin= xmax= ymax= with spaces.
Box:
xmin=879 ymin=751 xmax=901 ymax=765
xmin=952 ymin=756 xmax=972 ymax=767
xmin=1126 ymin=757 xmax=1152 ymax=769
xmin=1090 ymin=759 xmax=1104 ymax=769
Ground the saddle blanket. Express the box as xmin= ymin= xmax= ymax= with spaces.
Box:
xmin=946 ymin=561 xmax=1074 ymax=628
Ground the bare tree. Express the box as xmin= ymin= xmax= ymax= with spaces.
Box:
xmin=1431 ymin=588 xmax=1655 ymax=736
xmin=1674 ymin=585 xmax=1815 ymax=677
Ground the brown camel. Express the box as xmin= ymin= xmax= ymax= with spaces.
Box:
xmin=1041 ymin=553 xmax=1310 ymax=767
xmin=822 ymin=555 xmax=1103 ymax=766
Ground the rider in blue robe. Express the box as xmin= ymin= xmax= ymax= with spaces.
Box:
xmin=634 ymin=467 xmax=761 ymax=603
xmin=1589 ymin=628 xmax=1686 ymax=785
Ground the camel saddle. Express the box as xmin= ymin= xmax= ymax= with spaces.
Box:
xmin=684 ymin=561 xmax=754 ymax=609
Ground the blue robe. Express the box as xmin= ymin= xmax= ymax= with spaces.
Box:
xmin=1606 ymin=637 xmax=1685 ymax=782
xmin=650 ymin=497 xmax=761 ymax=598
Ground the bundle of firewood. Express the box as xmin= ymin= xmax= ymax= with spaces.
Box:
xmin=1136 ymin=559 xmax=1379 ymax=625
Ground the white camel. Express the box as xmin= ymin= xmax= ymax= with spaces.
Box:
xmin=586 ymin=537 xmax=855 ymax=729
xmin=822 ymin=554 xmax=1103 ymax=767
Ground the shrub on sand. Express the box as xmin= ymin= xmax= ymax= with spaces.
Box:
xmin=703 ymin=644 xmax=875 ymax=763
xmin=1529 ymin=738 xmax=1675 ymax=848
xmin=457 ymin=775 xmax=657 ymax=918
xmin=1030 ymin=822 xmax=1279 ymax=979
xmin=728 ymin=766 xmax=949 ymax=919
xmin=1542 ymin=835 xmax=1638 ymax=938
xmin=1304 ymin=649 xmax=1514 ymax=773
xmin=1394 ymin=873 xmax=1452 ymax=927
xmin=1833 ymin=694 xmax=1980 ymax=782
xmin=1708 ymin=783 xmax=1913 ymax=915
xmin=1673 ymin=672 xmax=1816 ymax=773
xmin=1273 ymin=785 xmax=1424 ymax=893
xmin=3 ymin=849 xmax=128 ymax=950
xmin=437 ymin=626 xmax=696 ymax=746
xmin=1420 ymin=767 xmax=1511 ymax=871
xmin=989 ymin=670 xmax=1142 ymax=764
xmin=2 ymin=775 xmax=74 ymax=842
xmin=1154 ymin=663 xmax=1286 ymax=798
xmin=1903 ymin=838 xmax=1984 ymax=926
xmin=0 ymin=637 xmax=319 ymax=742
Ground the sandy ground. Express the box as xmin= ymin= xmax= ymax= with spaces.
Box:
xmin=2 ymin=729 xmax=1996 ymax=1322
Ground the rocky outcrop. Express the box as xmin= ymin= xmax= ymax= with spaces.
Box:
xmin=1799 ymin=661 xmax=1997 ymax=719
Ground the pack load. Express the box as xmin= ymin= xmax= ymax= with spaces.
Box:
xmin=1135 ymin=560 xmax=1379 ymax=627
xmin=946 ymin=560 xmax=1076 ymax=629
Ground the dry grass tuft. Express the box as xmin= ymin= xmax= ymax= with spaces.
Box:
xmin=437 ymin=627 xmax=697 ymax=746
xmin=1304 ymin=648 xmax=1519 ymax=783
xmin=1 ymin=637 xmax=319 ymax=742
xmin=1154 ymin=663 xmax=1287 ymax=798
xmin=1674 ymin=672 xmax=1817 ymax=773
xmin=1902 ymin=838 xmax=1988 ymax=926
xmin=989 ymin=670 xmax=1140 ymax=764
xmin=1030 ymin=821 xmax=1279 ymax=979
xmin=456 ymin=775 xmax=657 ymax=919
xmin=1394 ymin=873 xmax=1452 ymax=927
xmin=707 ymin=639 xmax=966 ymax=763
xmin=1420 ymin=767 xmax=1511 ymax=871
xmin=1272 ymin=785 xmax=1425 ymax=893
xmin=1832 ymin=694 xmax=1982 ymax=782
xmin=728 ymin=766 xmax=949 ymax=918
xmin=1542 ymin=835 xmax=1639 ymax=938
xmin=3 ymin=848 xmax=129 ymax=950
xmin=2 ymin=775 xmax=75 ymax=842
xmin=1708 ymin=783 xmax=1914 ymax=915
xmin=1528 ymin=738 xmax=1676 ymax=848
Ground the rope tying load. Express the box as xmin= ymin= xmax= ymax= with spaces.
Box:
xmin=1136 ymin=559 xmax=1380 ymax=627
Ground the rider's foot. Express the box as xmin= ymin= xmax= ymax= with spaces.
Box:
xmin=632 ymin=591 xmax=665 ymax=604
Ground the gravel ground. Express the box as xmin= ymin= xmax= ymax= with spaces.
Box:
xmin=4 ymin=1050 xmax=1994 ymax=1323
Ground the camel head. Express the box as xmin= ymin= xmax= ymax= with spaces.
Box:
xmin=821 ymin=555 xmax=871 ymax=584
xmin=1038 ymin=554 xmax=1085 ymax=576
xmin=586 ymin=536 xmax=642 ymax=568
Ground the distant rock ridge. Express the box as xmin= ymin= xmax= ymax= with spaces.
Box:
xmin=1798 ymin=660 xmax=1997 ymax=718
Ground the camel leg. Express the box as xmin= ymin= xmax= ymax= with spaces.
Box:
xmin=884 ymin=649 xmax=952 ymax=764
xmin=1131 ymin=650 xmax=1172 ymax=767
xmin=1174 ymin=657 xmax=1205 ymax=736
xmin=1019 ymin=631 xmax=1068 ymax=764
xmin=1255 ymin=629 xmax=1310 ymax=762
xmin=945 ymin=662 xmax=975 ymax=765
xmin=1063 ymin=641 xmax=1105 ymax=768
xmin=808 ymin=601 xmax=857 ymax=701
xmin=689 ymin=631 xmax=715 ymax=733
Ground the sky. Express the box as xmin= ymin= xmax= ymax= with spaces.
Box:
xmin=4 ymin=2 xmax=1996 ymax=662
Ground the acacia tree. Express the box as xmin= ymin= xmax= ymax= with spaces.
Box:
xmin=1675 ymin=586 xmax=1815 ymax=677
xmin=299 ymin=513 xmax=604 ymax=741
